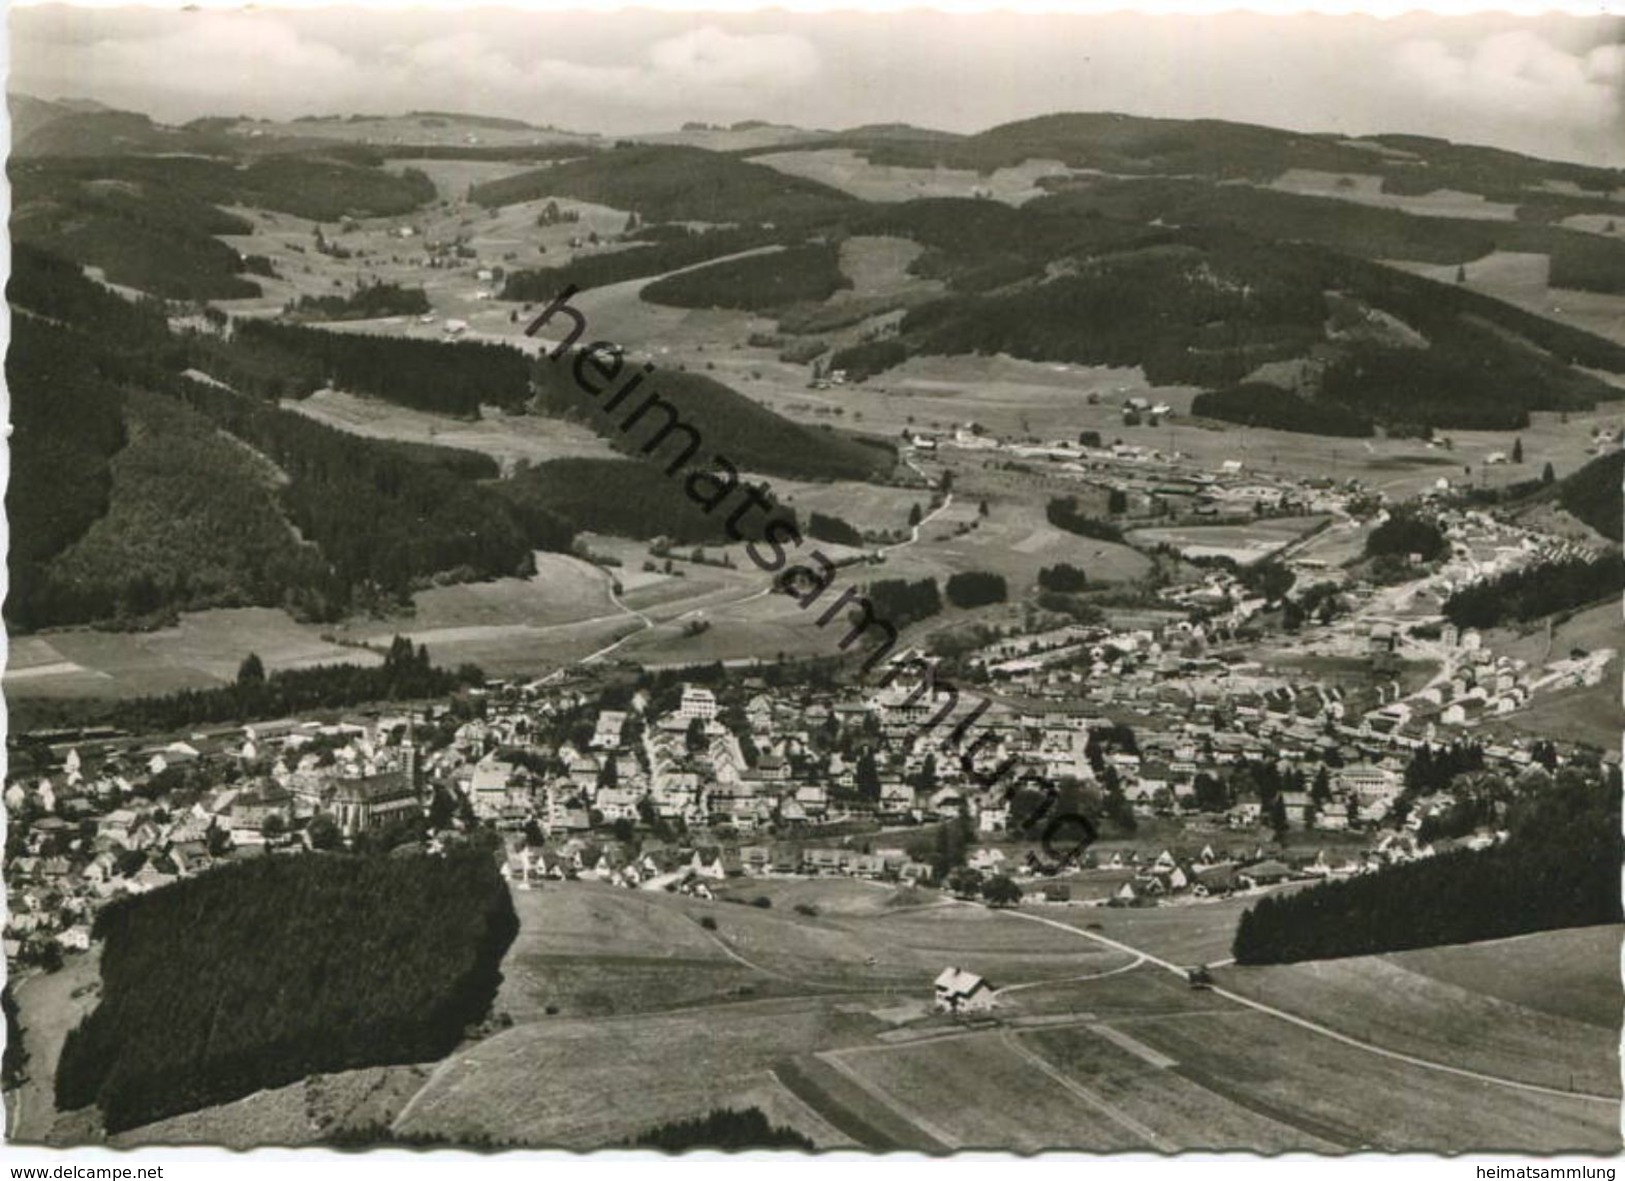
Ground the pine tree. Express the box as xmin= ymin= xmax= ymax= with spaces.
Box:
xmin=1512 ymin=437 xmax=1524 ymax=464
xmin=236 ymin=652 xmax=266 ymax=688
xmin=855 ymin=750 xmax=882 ymax=800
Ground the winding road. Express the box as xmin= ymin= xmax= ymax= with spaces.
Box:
xmin=983 ymin=903 xmax=1617 ymax=1106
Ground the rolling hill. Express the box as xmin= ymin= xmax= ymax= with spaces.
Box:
xmin=469 ymin=143 xmax=857 ymax=224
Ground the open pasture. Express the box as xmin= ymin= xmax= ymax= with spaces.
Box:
xmin=1112 ymin=1009 xmax=1619 ymax=1152
xmin=501 ymin=883 xmax=1137 ymax=1008
xmin=771 ymin=478 xmax=927 ymax=536
xmin=389 ymin=997 xmax=877 ymax=1148
xmin=1022 ymin=1023 xmax=1337 ymax=1150
xmin=1495 ymin=675 xmax=1624 ymax=751
xmin=282 ymin=389 xmax=619 ymax=473
xmin=111 ymin=1064 xmax=431 ymax=1149
xmin=1215 ymin=930 xmax=1621 ymax=1097
xmin=820 ymin=1033 xmax=1152 ymax=1151
xmin=1268 ymin=170 xmax=1518 ymax=220
xmin=750 ymin=148 xmax=1076 ymax=206
xmin=1015 ymin=895 xmax=1259 ymax=967
xmin=5 ymin=607 xmax=384 ymax=701
xmin=339 ymin=552 xmax=616 ymax=637
xmin=382 ymin=157 xmax=551 ymax=201
xmin=834 ymin=235 xmax=939 ymax=300
xmin=1127 ymin=516 xmax=1329 ymax=566
xmin=1385 ymin=925 xmax=1623 ymax=1029
xmin=1389 ymin=254 xmax=1625 ymax=348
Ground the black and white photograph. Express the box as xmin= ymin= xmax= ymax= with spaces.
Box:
xmin=2 ymin=0 xmax=1623 ymax=1160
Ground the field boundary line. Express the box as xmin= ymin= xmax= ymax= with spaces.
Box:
xmin=1000 ymin=1029 xmax=1175 ymax=1151
xmin=1086 ymin=1022 xmax=1178 ymax=1069
xmin=815 ymin=1050 xmax=962 ymax=1150
xmin=691 ymin=921 xmax=847 ymax=992
xmin=981 ymin=904 xmax=1618 ymax=1106
xmin=992 ymin=954 xmax=1146 ymax=997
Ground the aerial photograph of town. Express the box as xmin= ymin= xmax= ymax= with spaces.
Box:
xmin=2 ymin=2 xmax=1622 ymax=1163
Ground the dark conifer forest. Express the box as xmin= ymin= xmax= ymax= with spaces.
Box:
xmin=56 ymin=847 xmax=518 ymax=1132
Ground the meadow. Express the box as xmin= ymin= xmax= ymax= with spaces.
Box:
xmin=1215 ymin=926 xmax=1622 ymax=1097
xmin=29 ymin=874 xmax=1618 ymax=1152
xmin=1127 ymin=517 xmax=1329 ymax=567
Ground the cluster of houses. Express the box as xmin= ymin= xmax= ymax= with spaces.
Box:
xmin=3 ymin=717 xmax=425 ymax=966
xmin=5 ymin=534 xmax=1595 ymax=974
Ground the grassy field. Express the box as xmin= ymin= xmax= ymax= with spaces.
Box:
xmin=282 ymin=389 xmax=620 ymax=474
xmin=390 ymin=998 xmax=876 ymax=1148
xmin=336 ymin=552 xmax=617 ymax=641
xmin=1391 ymin=253 xmax=1625 ymax=348
xmin=749 ymin=148 xmax=1074 ymax=207
xmin=6 ymin=952 xmax=103 ymax=1143
xmin=1387 ymin=925 xmax=1623 ymax=1028
xmin=111 ymin=1064 xmax=432 ymax=1149
xmin=1127 ymin=516 xmax=1330 ymax=566
xmin=1019 ymin=895 xmax=1262 ymax=967
xmin=822 ymin=1033 xmax=1151 ymax=1151
xmin=32 ymin=879 xmax=1622 ymax=1151
xmin=1215 ymin=927 xmax=1622 ymax=1097
xmin=1115 ymin=1010 xmax=1618 ymax=1152
xmin=4 ymin=608 xmax=384 ymax=701
xmin=1022 ymin=1023 xmax=1337 ymax=1151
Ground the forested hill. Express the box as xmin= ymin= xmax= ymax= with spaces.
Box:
xmin=1552 ymin=450 xmax=1625 ymax=542
xmin=56 ymin=847 xmax=518 ymax=1132
xmin=1234 ymin=763 xmax=1622 ymax=963
xmin=469 ymin=144 xmax=856 ymax=224
xmin=839 ymin=110 xmax=1625 ymax=198
xmin=4 ymin=245 xmax=571 ymax=632
xmin=10 ymin=152 xmax=437 ymax=299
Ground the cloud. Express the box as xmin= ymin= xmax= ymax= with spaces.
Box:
xmin=1391 ymin=30 xmax=1624 ymax=147
xmin=15 ymin=15 xmax=821 ymax=125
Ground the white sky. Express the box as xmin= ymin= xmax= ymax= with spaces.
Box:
xmin=9 ymin=5 xmax=1625 ymax=167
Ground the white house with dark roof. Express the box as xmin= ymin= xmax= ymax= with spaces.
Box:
xmin=933 ymin=967 xmax=994 ymax=1013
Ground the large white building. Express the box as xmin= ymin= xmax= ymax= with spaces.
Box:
xmin=678 ymin=684 xmax=718 ymax=722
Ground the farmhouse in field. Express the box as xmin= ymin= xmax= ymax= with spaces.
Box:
xmin=934 ymin=966 xmax=995 ymax=1013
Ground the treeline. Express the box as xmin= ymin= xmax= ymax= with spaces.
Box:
xmin=1234 ymin=769 xmax=1621 ymax=963
xmin=500 ymin=457 xmax=796 ymax=545
xmin=828 ymin=339 xmax=909 ymax=381
xmin=899 ymin=236 xmax=1329 ymax=387
xmin=945 ymin=570 xmax=1008 ymax=608
xmin=17 ymin=388 xmax=330 ymax=630
xmin=806 ymin=512 xmax=864 ymax=546
xmin=1038 ymin=563 xmax=1088 ymax=592
xmin=13 ymin=160 xmax=263 ymax=300
xmin=1365 ymin=510 xmax=1448 ymax=562
xmin=57 ymin=848 xmax=518 ymax=1132
xmin=866 ymin=577 xmax=943 ymax=629
xmin=105 ymin=638 xmax=481 ymax=734
xmin=288 ymin=282 xmax=429 ymax=321
xmin=1554 ymin=450 xmax=1624 ymax=542
xmin=236 ymin=320 xmax=532 ymax=416
xmin=469 ymin=144 xmax=854 ymax=224
xmin=839 ymin=194 xmax=1625 ymax=429
xmin=5 ymin=316 xmax=130 ymax=627
xmin=630 ymin=1108 xmax=815 ymax=1152
xmin=502 ymin=225 xmax=781 ymax=302
xmin=1046 ymin=497 xmax=1124 ymax=542
xmin=1442 ymin=553 xmax=1625 ymax=629
xmin=856 ymin=195 xmax=1177 ymax=294
xmin=531 ymin=349 xmax=893 ymax=483
xmin=170 ymin=377 xmax=569 ymax=614
xmin=641 ymin=243 xmax=851 ymax=312
xmin=12 ymin=155 xmax=435 ymax=299
xmin=1191 ymin=383 xmax=1374 ymax=437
